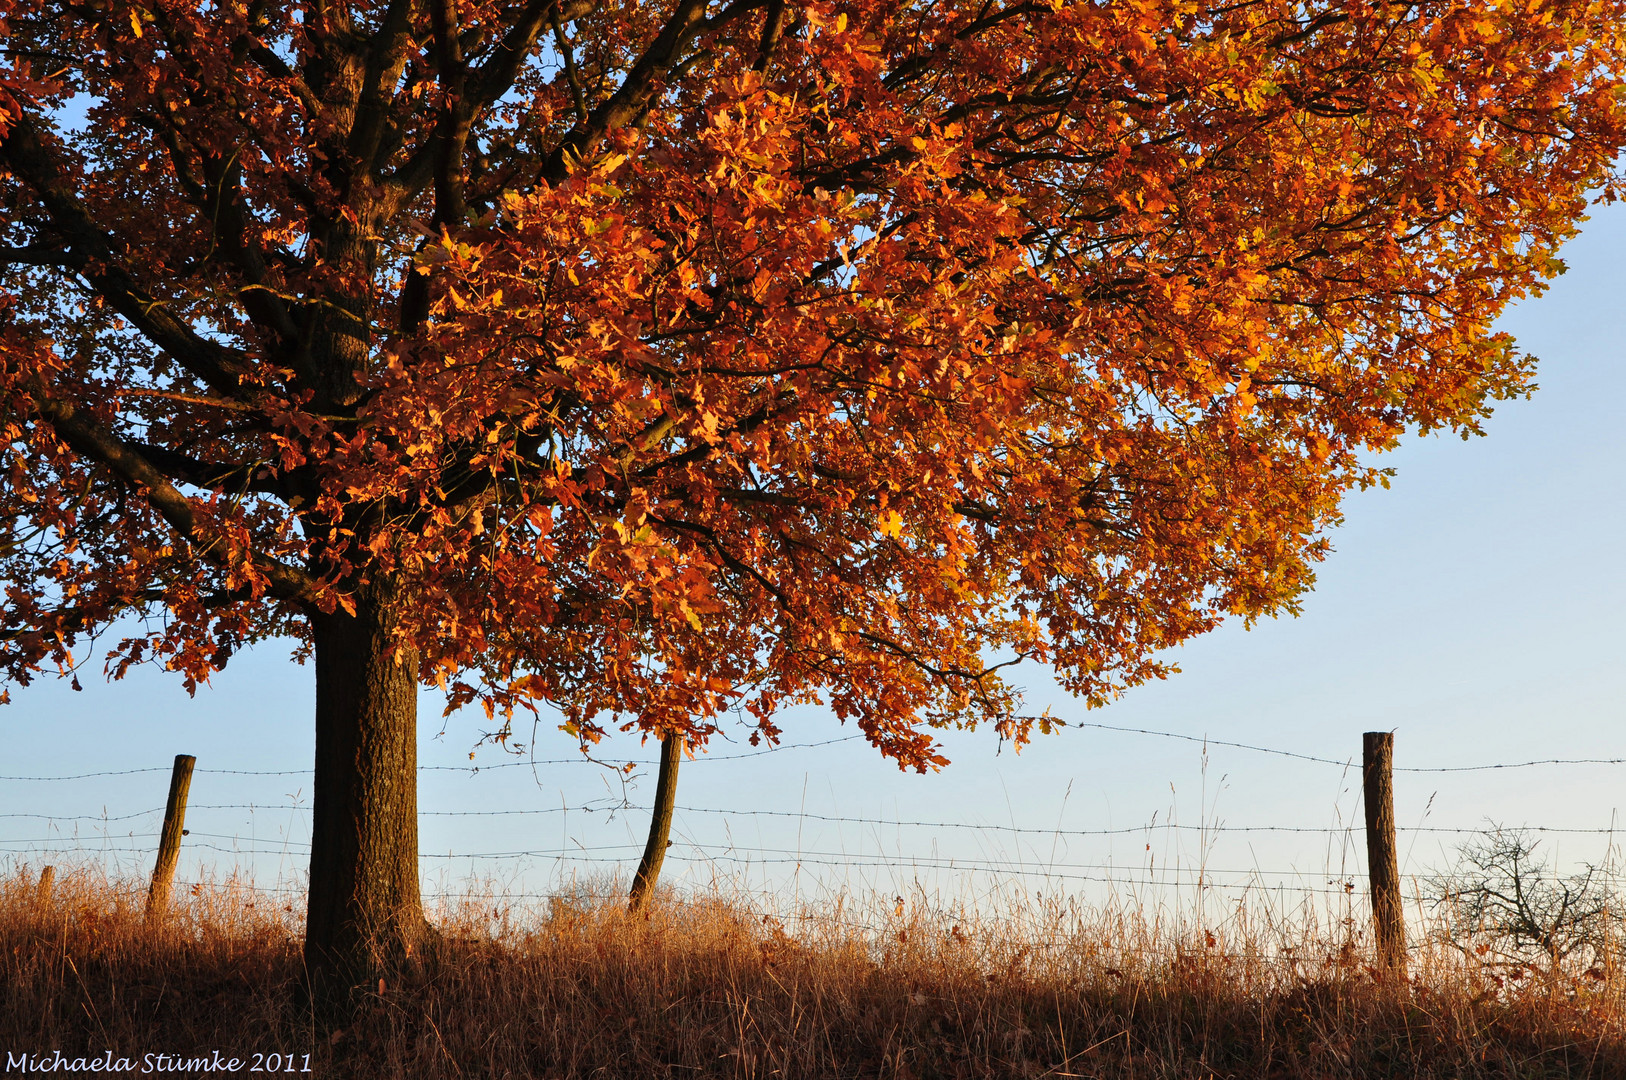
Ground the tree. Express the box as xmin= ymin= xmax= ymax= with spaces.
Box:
xmin=1424 ymin=826 xmax=1623 ymax=985
xmin=2 ymin=0 xmax=1622 ymax=983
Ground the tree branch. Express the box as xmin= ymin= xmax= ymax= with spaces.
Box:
xmin=0 ymin=114 xmax=262 ymax=400
xmin=0 ymin=243 xmax=72 ymax=267
xmin=536 ymin=0 xmax=717 ymax=185
xmin=750 ymin=0 xmax=786 ymax=72
xmin=551 ymin=5 xmax=591 ymax=124
xmin=428 ymin=0 xmax=474 ymax=226
xmin=346 ymin=0 xmax=422 ymax=172
xmin=385 ymin=0 xmax=600 ymax=212
xmin=123 ymin=441 xmax=314 ymax=505
xmin=30 ymin=392 xmax=322 ymax=606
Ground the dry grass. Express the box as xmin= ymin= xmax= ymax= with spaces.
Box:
xmin=3 ymin=864 xmax=1623 ymax=1078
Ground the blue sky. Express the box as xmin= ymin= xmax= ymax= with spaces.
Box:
xmin=3 ymin=196 xmax=1622 ymax=924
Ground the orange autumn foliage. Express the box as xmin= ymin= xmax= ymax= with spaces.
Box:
xmin=2 ymin=0 xmax=1623 ymax=769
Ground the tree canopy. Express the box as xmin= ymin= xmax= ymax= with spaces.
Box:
xmin=2 ymin=0 xmax=1623 ymax=973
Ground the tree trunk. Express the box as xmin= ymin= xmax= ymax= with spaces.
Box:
xmin=629 ymin=733 xmax=683 ymax=910
xmin=304 ymin=579 xmax=426 ymax=984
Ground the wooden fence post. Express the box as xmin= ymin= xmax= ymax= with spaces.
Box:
xmin=146 ymin=754 xmax=196 ymax=925
xmin=1363 ymin=731 xmax=1406 ymax=978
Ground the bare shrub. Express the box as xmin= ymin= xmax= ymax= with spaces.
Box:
xmin=1424 ymin=825 xmax=1623 ymax=982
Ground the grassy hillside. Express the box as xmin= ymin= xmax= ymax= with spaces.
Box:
xmin=2 ymin=867 xmax=1621 ymax=1078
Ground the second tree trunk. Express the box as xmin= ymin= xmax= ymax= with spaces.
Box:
xmin=629 ymin=732 xmax=683 ymax=910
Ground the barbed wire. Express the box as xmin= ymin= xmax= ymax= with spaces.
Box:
xmin=0 ymin=735 xmax=868 ymax=782
xmin=148 ymin=877 xmax=1374 ymax=907
xmin=4 ymin=722 xmax=1622 ymax=782
xmin=1 ymin=827 xmax=1607 ymax=895
xmin=2 ymin=801 xmax=1619 ymax=836
xmin=1068 ymin=721 xmax=1626 ymax=772
xmin=1399 ymin=758 xmax=1626 ymax=773
xmin=0 ymin=807 xmax=166 ymax=821
xmin=4 ymin=724 xmax=1619 ymax=903
xmin=0 ymin=766 xmax=175 ymax=781
xmin=1068 ymin=723 xmax=1355 ymax=766
xmin=664 ymin=806 xmax=1622 ymax=837
xmin=1 ymin=840 xmax=311 ymax=857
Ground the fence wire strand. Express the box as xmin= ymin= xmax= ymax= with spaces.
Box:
xmin=4 ymin=723 xmax=1620 ymax=904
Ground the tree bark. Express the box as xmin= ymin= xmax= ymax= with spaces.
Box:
xmin=304 ymin=578 xmax=426 ymax=984
xmin=629 ymin=732 xmax=683 ymax=911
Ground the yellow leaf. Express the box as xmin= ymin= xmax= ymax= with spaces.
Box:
xmin=129 ymin=9 xmax=142 ymax=36
xmin=879 ymin=510 xmax=903 ymax=538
